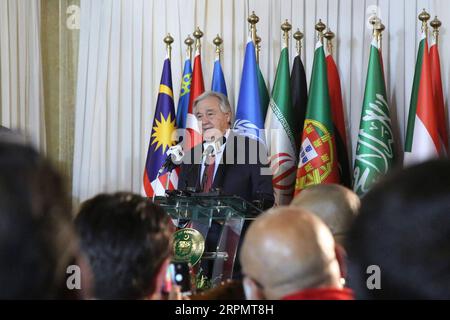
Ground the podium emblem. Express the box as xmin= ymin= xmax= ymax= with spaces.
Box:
xmin=173 ymin=228 xmax=205 ymax=266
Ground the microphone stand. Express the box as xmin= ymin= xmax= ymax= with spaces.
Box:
xmin=165 ymin=169 xmax=171 ymax=194
xmin=153 ymin=158 xmax=176 ymax=202
xmin=152 ymin=169 xmax=162 ymax=202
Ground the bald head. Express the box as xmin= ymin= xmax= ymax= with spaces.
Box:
xmin=291 ymin=184 xmax=360 ymax=245
xmin=240 ymin=207 xmax=341 ymax=300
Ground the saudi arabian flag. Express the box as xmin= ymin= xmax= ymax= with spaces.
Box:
xmin=295 ymin=41 xmax=340 ymax=195
xmin=265 ymin=46 xmax=297 ymax=205
xmin=404 ymin=31 xmax=441 ymax=165
xmin=353 ymin=38 xmax=395 ymax=196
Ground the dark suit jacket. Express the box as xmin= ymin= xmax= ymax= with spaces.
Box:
xmin=178 ymin=131 xmax=274 ymax=208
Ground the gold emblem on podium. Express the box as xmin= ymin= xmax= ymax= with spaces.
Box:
xmin=173 ymin=228 xmax=205 ymax=266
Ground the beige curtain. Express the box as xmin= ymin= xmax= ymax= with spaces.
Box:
xmin=41 ymin=0 xmax=79 ymax=194
xmin=0 ymin=0 xmax=46 ymax=150
xmin=0 ymin=0 xmax=79 ymax=198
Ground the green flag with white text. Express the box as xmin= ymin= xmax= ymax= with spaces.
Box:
xmin=353 ymin=39 xmax=395 ymax=196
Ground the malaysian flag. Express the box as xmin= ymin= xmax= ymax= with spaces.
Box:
xmin=143 ymin=58 xmax=178 ymax=197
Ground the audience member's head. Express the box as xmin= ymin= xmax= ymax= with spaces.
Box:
xmin=240 ymin=207 xmax=351 ymax=300
xmin=291 ymin=184 xmax=360 ymax=246
xmin=347 ymin=160 xmax=450 ymax=299
xmin=75 ymin=193 xmax=173 ymax=299
xmin=0 ymin=140 xmax=79 ymax=299
xmin=291 ymin=184 xmax=360 ymax=282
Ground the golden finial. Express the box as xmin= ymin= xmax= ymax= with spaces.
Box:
xmin=248 ymin=11 xmax=259 ymax=25
xmin=430 ymin=16 xmax=442 ymax=45
xmin=377 ymin=22 xmax=385 ymax=33
xmin=324 ymin=28 xmax=335 ymax=56
xmin=213 ymin=34 xmax=223 ymax=47
xmin=213 ymin=34 xmax=223 ymax=58
xmin=184 ymin=35 xmax=194 ymax=60
xmin=248 ymin=11 xmax=260 ymax=45
xmin=418 ymin=9 xmax=430 ymax=34
xmin=419 ymin=9 xmax=431 ymax=23
xmin=163 ymin=33 xmax=174 ymax=59
xmin=293 ymin=29 xmax=304 ymax=55
xmin=324 ymin=29 xmax=335 ymax=41
xmin=369 ymin=15 xmax=379 ymax=27
xmin=315 ymin=19 xmax=326 ymax=42
xmin=255 ymin=35 xmax=261 ymax=64
xmin=281 ymin=19 xmax=292 ymax=48
xmin=193 ymin=26 xmax=204 ymax=51
xmin=430 ymin=15 xmax=442 ymax=29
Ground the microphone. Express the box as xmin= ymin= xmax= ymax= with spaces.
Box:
xmin=158 ymin=143 xmax=184 ymax=175
xmin=202 ymin=136 xmax=224 ymax=159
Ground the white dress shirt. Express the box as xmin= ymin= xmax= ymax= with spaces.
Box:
xmin=200 ymin=129 xmax=230 ymax=184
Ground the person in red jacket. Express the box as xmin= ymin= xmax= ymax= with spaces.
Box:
xmin=240 ymin=207 xmax=353 ymax=300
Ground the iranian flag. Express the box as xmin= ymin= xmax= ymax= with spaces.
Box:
xmin=265 ymin=45 xmax=297 ymax=205
xmin=404 ymin=32 xmax=440 ymax=165
xmin=353 ymin=38 xmax=395 ymax=196
xmin=295 ymin=41 xmax=340 ymax=195
xmin=430 ymin=34 xmax=448 ymax=154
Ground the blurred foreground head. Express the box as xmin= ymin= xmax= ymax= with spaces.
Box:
xmin=348 ymin=160 xmax=450 ymax=299
xmin=240 ymin=207 xmax=346 ymax=300
xmin=76 ymin=193 xmax=173 ymax=299
xmin=0 ymin=139 xmax=79 ymax=299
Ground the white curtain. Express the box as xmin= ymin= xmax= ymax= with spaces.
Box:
xmin=73 ymin=0 xmax=449 ymax=203
xmin=0 ymin=0 xmax=46 ymax=150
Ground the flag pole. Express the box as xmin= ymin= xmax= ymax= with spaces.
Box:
xmin=164 ymin=33 xmax=174 ymax=60
xmin=375 ymin=22 xmax=385 ymax=52
xmin=193 ymin=26 xmax=204 ymax=54
xmin=324 ymin=28 xmax=335 ymax=56
xmin=248 ymin=11 xmax=260 ymax=63
xmin=281 ymin=19 xmax=292 ymax=48
xmin=369 ymin=15 xmax=380 ymax=37
xmin=430 ymin=16 xmax=442 ymax=46
xmin=185 ymin=34 xmax=194 ymax=61
xmin=293 ymin=28 xmax=304 ymax=57
xmin=213 ymin=34 xmax=223 ymax=62
xmin=255 ymin=36 xmax=263 ymax=65
xmin=419 ymin=9 xmax=431 ymax=37
xmin=315 ymin=19 xmax=326 ymax=43
xmin=163 ymin=34 xmax=174 ymax=195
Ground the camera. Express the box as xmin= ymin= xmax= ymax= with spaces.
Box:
xmin=168 ymin=262 xmax=193 ymax=293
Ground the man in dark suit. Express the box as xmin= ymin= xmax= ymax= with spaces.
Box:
xmin=177 ymin=91 xmax=274 ymax=282
xmin=178 ymin=91 xmax=274 ymax=206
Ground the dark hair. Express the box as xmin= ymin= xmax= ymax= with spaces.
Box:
xmin=75 ymin=193 xmax=173 ymax=299
xmin=347 ymin=160 xmax=450 ymax=299
xmin=0 ymin=142 xmax=75 ymax=299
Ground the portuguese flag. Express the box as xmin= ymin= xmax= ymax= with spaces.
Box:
xmin=353 ymin=38 xmax=395 ymax=196
xmin=404 ymin=31 xmax=440 ymax=165
xmin=295 ymin=41 xmax=340 ymax=195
